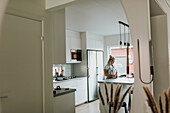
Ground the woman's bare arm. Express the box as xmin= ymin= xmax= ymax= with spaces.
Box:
xmin=104 ymin=69 xmax=117 ymax=78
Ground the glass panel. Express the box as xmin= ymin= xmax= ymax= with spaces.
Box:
xmin=115 ymin=56 xmax=126 ymax=75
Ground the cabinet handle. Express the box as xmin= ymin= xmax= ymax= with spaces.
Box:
xmin=0 ymin=96 xmax=8 ymax=99
xmin=87 ymin=68 xmax=90 ymax=77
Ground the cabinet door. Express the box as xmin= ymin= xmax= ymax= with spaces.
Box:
xmin=96 ymin=40 xmax=104 ymax=50
xmin=87 ymin=38 xmax=96 ymax=49
xmin=53 ymin=78 xmax=87 ymax=106
xmin=71 ymin=37 xmax=81 ymax=49
xmin=77 ymin=78 xmax=87 ymax=105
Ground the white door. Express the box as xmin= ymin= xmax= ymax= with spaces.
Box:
xmin=0 ymin=14 xmax=43 ymax=113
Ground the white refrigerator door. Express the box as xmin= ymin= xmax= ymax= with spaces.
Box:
xmin=87 ymin=51 xmax=98 ymax=102
xmin=97 ymin=51 xmax=104 ymax=81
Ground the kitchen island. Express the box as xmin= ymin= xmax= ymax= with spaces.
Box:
xmin=98 ymin=77 xmax=134 ymax=113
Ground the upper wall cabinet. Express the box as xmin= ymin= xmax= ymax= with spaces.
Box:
xmin=66 ymin=30 xmax=81 ymax=50
xmin=86 ymin=33 xmax=104 ymax=50
xmin=66 ymin=30 xmax=81 ymax=63
xmin=48 ymin=9 xmax=81 ymax=64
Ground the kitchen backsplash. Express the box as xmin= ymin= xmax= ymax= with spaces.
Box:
xmin=53 ymin=64 xmax=74 ymax=77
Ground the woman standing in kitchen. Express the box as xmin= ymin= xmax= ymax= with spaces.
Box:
xmin=104 ymin=55 xmax=118 ymax=79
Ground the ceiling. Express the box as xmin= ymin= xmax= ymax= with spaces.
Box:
xmin=66 ymin=0 xmax=128 ymax=36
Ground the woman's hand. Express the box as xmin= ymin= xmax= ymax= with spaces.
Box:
xmin=111 ymin=75 xmax=116 ymax=78
xmin=116 ymin=71 xmax=118 ymax=78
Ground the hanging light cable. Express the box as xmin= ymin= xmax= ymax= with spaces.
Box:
xmin=124 ymin=25 xmax=126 ymax=46
xmin=128 ymin=28 xmax=130 ymax=46
xmin=119 ymin=22 xmax=122 ymax=48
xmin=127 ymin=27 xmax=130 ymax=75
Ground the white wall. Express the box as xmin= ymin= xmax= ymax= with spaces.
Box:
xmin=151 ymin=15 xmax=169 ymax=102
xmin=155 ymin=0 xmax=170 ymax=86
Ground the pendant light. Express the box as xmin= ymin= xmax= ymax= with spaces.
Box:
xmin=118 ymin=21 xmax=130 ymax=75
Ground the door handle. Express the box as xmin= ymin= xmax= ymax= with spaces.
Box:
xmin=87 ymin=68 xmax=90 ymax=77
xmin=96 ymin=67 xmax=98 ymax=75
xmin=0 ymin=96 xmax=8 ymax=99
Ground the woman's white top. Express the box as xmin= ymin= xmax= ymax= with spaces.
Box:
xmin=104 ymin=64 xmax=117 ymax=75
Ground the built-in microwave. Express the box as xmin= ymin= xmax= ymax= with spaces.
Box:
xmin=71 ymin=49 xmax=82 ymax=61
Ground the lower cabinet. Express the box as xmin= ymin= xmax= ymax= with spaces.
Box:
xmin=53 ymin=92 xmax=75 ymax=113
xmin=53 ymin=77 xmax=87 ymax=106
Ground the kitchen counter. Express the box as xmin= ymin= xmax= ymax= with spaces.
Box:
xmin=53 ymin=76 xmax=87 ymax=106
xmin=98 ymin=77 xmax=134 ymax=85
xmin=53 ymin=76 xmax=87 ymax=83
xmin=53 ymin=88 xmax=76 ymax=97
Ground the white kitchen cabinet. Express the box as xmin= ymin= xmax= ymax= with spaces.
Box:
xmin=86 ymin=33 xmax=104 ymax=50
xmin=53 ymin=77 xmax=87 ymax=105
xmin=49 ymin=9 xmax=81 ymax=64
xmin=71 ymin=37 xmax=81 ymax=49
xmin=76 ymin=78 xmax=87 ymax=105
xmin=87 ymin=38 xmax=96 ymax=49
xmin=66 ymin=30 xmax=81 ymax=50
xmin=96 ymin=40 xmax=104 ymax=50
xmin=87 ymin=38 xmax=104 ymax=50
xmin=66 ymin=30 xmax=81 ymax=63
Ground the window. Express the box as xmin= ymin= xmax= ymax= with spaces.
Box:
xmin=110 ymin=47 xmax=134 ymax=75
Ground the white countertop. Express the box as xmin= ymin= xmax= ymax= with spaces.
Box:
xmin=53 ymin=76 xmax=87 ymax=83
xmin=98 ymin=77 xmax=134 ymax=85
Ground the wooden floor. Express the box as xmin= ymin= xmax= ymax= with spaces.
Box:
xmin=76 ymin=100 xmax=100 ymax=113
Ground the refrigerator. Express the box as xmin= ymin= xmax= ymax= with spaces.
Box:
xmin=87 ymin=50 xmax=104 ymax=102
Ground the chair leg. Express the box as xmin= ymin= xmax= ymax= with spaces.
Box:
xmin=122 ymin=102 xmax=128 ymax=113
xmin=109 ymin=102 xmax=113 ymax=113
xmin=128 ymin=92 xmax=131 ymax=111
